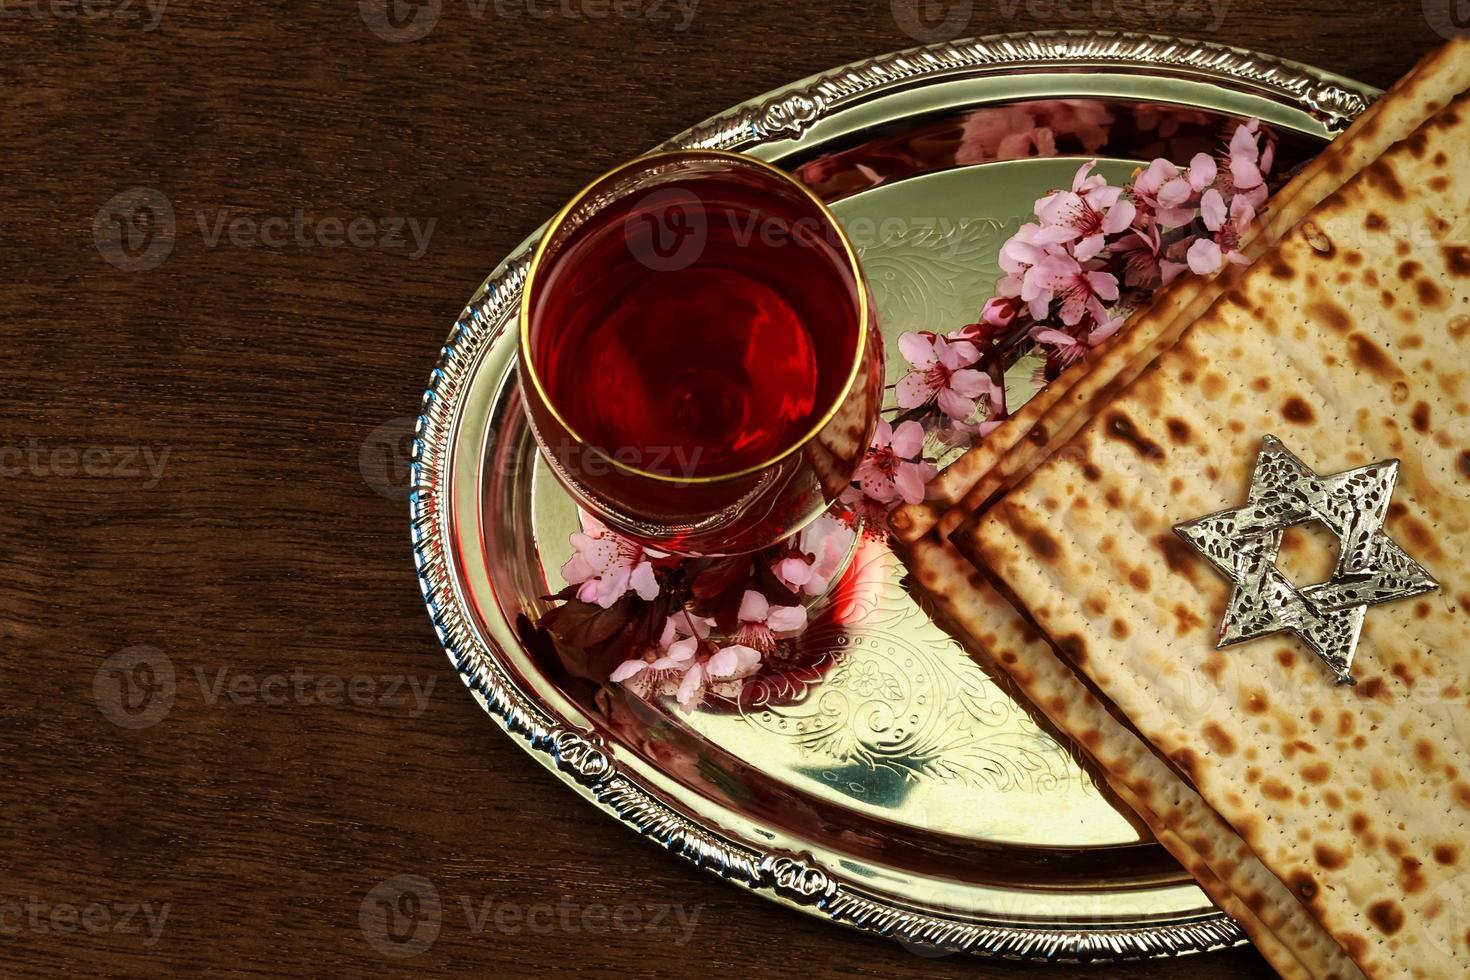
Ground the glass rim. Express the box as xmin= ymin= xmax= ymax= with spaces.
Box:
xmin=517 ymin=147 xmax=872 ymax=486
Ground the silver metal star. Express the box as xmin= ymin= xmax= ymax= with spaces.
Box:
xmin=1174 ymin=436 xmax=1439 ymax=685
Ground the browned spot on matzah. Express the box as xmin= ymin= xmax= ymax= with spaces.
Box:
xmin=1445 ymin=245 xmax=1470 ymax=277
xmin=1367 ymin=900 xmax=1404 ymax=936
xmin=1303 ymin=761 xmax=1332 ymax=784
xmin=1262 ymin=778 xmax=1292 ymax=801
xmin=1289 ymin=870 xmax=1318 ymax=902
xmin=1402 ymin=856 xmax=1427 ymax=893
xmin=1434 ymin=844 xmax=1460 ymax=865
xmin=1417 ymin=278 xmax=1449 ymax=308
xmin=1157 ymin=533 xmax=1200 ymax=582
xmin=1307 ymin=298 xmax=1353 ymax=334
xmin=1104 ymin=411 xmax=1162 ymax=460
xmin=1347 ymin=333 xmax=1400 ymax=379
xmin=1202 ymin=723 xmax=1236 ymax=756
xmin=1164 ymin=417 xmax=1191 ymax=445
xmin=1369 ymin=157 xmax=1409 ymax=200
xmin=1411 ymin=402 xmax=1432 ymax=432
xmin=1315 ymin=844 xmax=1348 ymax=870
xmin=1282 ymin=396 xmax=1315 ymax=424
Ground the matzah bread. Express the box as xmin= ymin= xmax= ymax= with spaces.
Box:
xmin=908 ymin=536 xmax=1366 ymax=979
xmin=966 ymin=91 xmax=1470 ymax=978
xmin=892 ymin=36 xmax=1470 ymax=544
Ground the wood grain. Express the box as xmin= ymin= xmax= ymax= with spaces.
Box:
xmin=0 ymin=2 xmax=1449 ymax=975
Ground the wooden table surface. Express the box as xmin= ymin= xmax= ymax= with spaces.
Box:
xmin=1 ymin=1 xmax=1453 ymax=976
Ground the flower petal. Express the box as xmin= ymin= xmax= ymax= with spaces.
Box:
xmin=889 ymin=420 xmax=926 ymax=459
xmin=1102 ymin=198 xmax=1136 ymax=235
xmin=666 ymin=636 xmax=699 ymax=662
xmin=676 ymin=662 xmax=705 ymax=708
xmin=778 ymin=555 xmax=813 ymax=586
xmin=893 ymin=462 xmax=929 ymax=505
xmin=947 ymin=368 xmax=997 ymax=401
xmin=737 ymin=589 xmax=769 ymax=624
xmin=630 ymin=561 xmax=660 ymax=601
xmin=609 ymin=659 xmax=647 ymax=683
xmin=1073 ymin=233 xmax=1105 ymax=263
xmin=1186 ymin=152 xmax=1217 ymax=190
xmin=766 ymin=604 xmax=808 ymax=633
xmin=1187 ymin=238 xmax=1223 ymax=276
xmin=1199 ymin=188 xmax=1227 ymax=231
xmin=940 ymin=338 xmax=980 ymax=368
xmin=897 ymin=331 xmax=937 ymax=370
xmin=895 ymin=372 xmax=936 ymax=410
xmin=936 ymin=387 xmax=977 ymax=422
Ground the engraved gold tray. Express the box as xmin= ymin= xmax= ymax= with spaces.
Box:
xmin=411 ymin=31 xmax=1376 ymax=962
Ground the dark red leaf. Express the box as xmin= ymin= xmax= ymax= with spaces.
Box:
xmin=540 ymin=595 xmax=638 ymax=649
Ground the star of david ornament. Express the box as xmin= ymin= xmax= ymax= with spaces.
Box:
xmin=1174 ymin=436 xmax=1439 ymax=685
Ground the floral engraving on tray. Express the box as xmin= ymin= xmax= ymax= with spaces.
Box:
xmin=857 ymin=216 xmax=1018 ymax=333
xmin=737 ymin=546 xmax=1078 ymax=795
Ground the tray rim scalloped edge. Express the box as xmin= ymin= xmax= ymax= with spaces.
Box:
xmin=410 ymin=29 xmax=1378 ymax=962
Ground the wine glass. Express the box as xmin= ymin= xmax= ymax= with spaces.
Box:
xmin=518 ymin=149 xmax=882 ymax=557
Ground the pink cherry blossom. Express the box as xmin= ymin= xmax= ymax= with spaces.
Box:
xmin=773 ymin=514 xmax=857 ymax=598
xmin=1035 ymin=161 xmax=1137 ymax=261
xmin=1129 ymin=158 xmax=1189 ymax=227
xmin=675 ymin=644 xmax=763 ymax=709
xmin=855 ymin=419 xmax=936 ymax=506
xmin=895 ymin=332 xmax=999 ymax=422
xmin=561 ymin=513 xmax=661 ymax=609
xmin=1031 ymin=314 xmax=1124 ymax=371
xmin=975 ymin=294 xmax=1021 ymax=334
xmin=609 ymin=612 xmax=714 ymax=698
xmin=839 ymin=484 xmax=891 ymax=536
xmin=1112 ymin=222 xmax=1187 ymax=290
xmin=1186 ymin=189 xmax=1256 ymax=275
xmin=1025 ymin=252 xmax=1120 ymax=326
xmin=731 ymin=589 xmax=807 ymax=654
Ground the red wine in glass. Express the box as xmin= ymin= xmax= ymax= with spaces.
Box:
xmin=520 ymin=150 xmax=883 ymax=556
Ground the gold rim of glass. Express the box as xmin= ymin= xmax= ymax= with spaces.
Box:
xmin=517 ymin=147 xmax=872 ymax=485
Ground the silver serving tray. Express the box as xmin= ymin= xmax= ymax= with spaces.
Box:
xmin=411 ymin=30 xmax=1376 ymax=962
